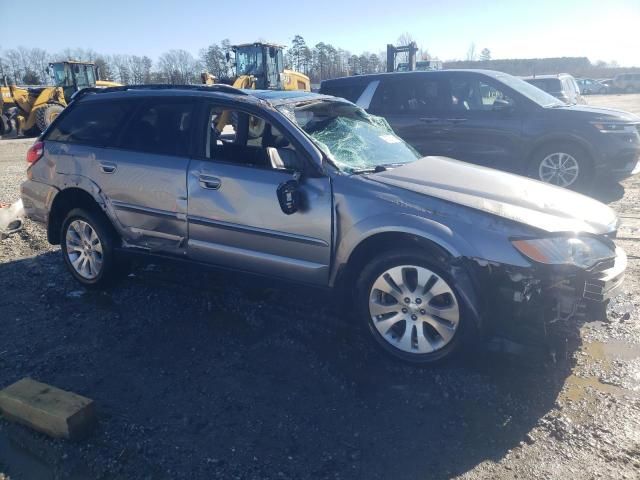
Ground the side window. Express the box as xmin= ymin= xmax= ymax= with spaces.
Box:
xmin=321 ymin=83 xmax=367 ymax=103
xmin=118 ymin=100 xmax=194 ymax=157
xmin=448 ymin=77 xmax=514 ymax=111
xmin=203 ymin=106 xmax=302 ymax=171
xmin=45 ymin=101 xmax=134 ymax=146
xmin=371 ymin=78 xmax=445 ymax=114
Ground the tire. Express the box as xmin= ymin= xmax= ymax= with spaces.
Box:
xmin=36 ymin=103 xmax=64 ymax=133
xmin=61 ymin=208 xmax=119 ymax=288
xmin=527 ymin=142 xmax=593 ymax=191
xmin=354 ymin=249 xmax=474 ymax=364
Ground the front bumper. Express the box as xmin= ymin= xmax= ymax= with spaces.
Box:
xmin=475 ymin=245 xmax=627 ymax=344
xmin=594 ymin=137 xmax=640 ymax=180
xmin=583 ymin=247 xmax=627 ymax=302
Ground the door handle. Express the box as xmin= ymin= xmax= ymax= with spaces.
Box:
xmin=99 ymin=162 xmax=117 ymax=174
xmin=199 ymin=174 xmax=221 ymax=190
xmin=445 ymin=118 xmax=467 ymax=124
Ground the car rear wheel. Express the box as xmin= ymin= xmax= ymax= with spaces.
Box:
xmin=528 ymin=143 xmax=592 ymax=190
xmin=61 ymin=208 xmax=119 ymax=288
xmin=355 ymin=250 xmax=472 ymax=364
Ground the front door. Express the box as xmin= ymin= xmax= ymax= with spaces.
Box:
xmin=187 ymin=104 xmax=333 ymax=285
xmin=440 ymin=74 xmax=523 ymax=172
xmin=368 ymin=75 xmax=453 ymax=157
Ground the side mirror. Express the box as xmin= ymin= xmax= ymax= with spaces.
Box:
xmin=225 ymin=52 xmax=231 ymax=63
xmin=277 ymin=178 xmax=301 ymax=215
xmin=492 ymin=98 xmax=514 ymax=112
xmin=45 ymin=66 xmax=50 ymax=76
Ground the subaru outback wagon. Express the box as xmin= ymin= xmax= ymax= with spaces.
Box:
xmin=21 ymin=85 xmax=627 ymax=363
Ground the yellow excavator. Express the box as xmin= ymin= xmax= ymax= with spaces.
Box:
xmin=202 ymin=42 xmax=311 ymax=91
xmin=2 ymin=60 xmax=120 ymax=136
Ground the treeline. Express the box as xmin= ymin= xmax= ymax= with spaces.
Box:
xmin=2 ymin=38 xmax=632 ymax=87
xmin=0 ymin=35 xmax=388 ymax=87
xmin=443 ymin=57 xmax=639 ymax=78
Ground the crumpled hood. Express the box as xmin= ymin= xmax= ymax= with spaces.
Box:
xmin=370 ymin=157 xmax=618 ymax=235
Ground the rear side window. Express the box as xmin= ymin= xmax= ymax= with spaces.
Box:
xmin=118 ymin=99 xmax=194 ymax=157
xmin=527 ymin=78 xmax=562 ymax=93
xmin=45 ymin=101 xmax=134 ymax=146
xmin=370 ymin=77 xmax=446 ymax=114
xmin=321 ymin=83 xmax=367 ymax=103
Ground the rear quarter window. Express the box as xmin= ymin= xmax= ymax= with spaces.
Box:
xmin=320 ymin=83 xmax=367 ymax=103
xmin=45 ymin=100 xmax=135 ymax=147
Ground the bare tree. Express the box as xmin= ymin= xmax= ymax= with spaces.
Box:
xmin=158 ymin=49 xmax=198 ymax=84
xmin=110 ymin=54 xmax=131 ymax=84
xmin=466 ymin=43 xmax=477 ymax=61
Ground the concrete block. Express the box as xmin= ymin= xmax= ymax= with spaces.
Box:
xmin=0 ymin=378 xmax=96 ymax=440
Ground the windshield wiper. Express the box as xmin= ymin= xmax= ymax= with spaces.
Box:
xmin=350 ymin=162 xmax=410 ymax=175
xmin=350 ymin=165 xmax=388 ymax=175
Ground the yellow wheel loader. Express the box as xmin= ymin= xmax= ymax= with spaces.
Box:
xmin=202 ymin=43 xmax=310 ymax=137
xmin=203 ymin=43 xmax=311 ymax=92
xmin=3 ymin=60 xmax=120 ymax=136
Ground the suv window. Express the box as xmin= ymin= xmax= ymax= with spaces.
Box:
xmin=45 ymin=100 xmax=134 ymax=146
xmin=370 ymin=77 xmax=445 ymax=114
xmin=202 ymin=106 xmax=302 ymax=171
xmin=527 ymin=78 xmax=562 ymax=94
xmin=118 ymin=99 xmax=194 ymax=157
xmin=448 ymin=77 xmax=514 ymax=111
xmin=321 ymin=83 xmax=367 ymax=103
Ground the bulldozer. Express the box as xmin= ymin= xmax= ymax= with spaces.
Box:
xmin=2 ymin=60 xmax=120 ymax=136
xmin=202 ymin=42 xmax=311 ymax=91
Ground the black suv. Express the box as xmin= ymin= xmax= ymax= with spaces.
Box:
xmin=320 ymin=70 xmax=640 ymax=190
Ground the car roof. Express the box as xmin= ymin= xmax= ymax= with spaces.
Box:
xmin=523 ymin=74 xmax=572 ymax=80
xmin=321 ymin=69 xmax=510 ymax=86
xmin=75 ymin=85 xmax=337 ymax=108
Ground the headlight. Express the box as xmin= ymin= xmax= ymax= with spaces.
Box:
xmin=590 ymin=121 xmax=639 ymax=134
xmin=511 ymin=236 xmax=615 ymax=269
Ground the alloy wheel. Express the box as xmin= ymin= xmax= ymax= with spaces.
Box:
xmin=538 ymin=152 xmax=580 ymax=187
xmin=368 ymin=265 xmax=460 ymax=354
xmin=65 ymin=219 xmax=104 ymax=280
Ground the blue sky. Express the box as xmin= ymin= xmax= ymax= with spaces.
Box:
xmin=2 ymin=0 xmax=639 ymax=66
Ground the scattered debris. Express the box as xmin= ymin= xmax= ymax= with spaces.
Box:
xmin=0 ymin=200 xmax=24 ymax=238
xmin=0 ymin=378 xmax=96 ymax=440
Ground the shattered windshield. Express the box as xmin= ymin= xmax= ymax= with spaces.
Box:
xmin=279 ymin=100 xmax=420 ymax=173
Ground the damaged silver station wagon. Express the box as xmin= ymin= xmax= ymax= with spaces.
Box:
xmin=21 ymin=85 xmax=627 ymax=363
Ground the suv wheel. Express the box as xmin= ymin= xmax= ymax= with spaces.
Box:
xmin=61 ymin=208 xmax=118 ymax=288
xmin=355 ymin=250 xmax=470 ymax=364
xmin=528 ymin=143 xmax=592 ymax=190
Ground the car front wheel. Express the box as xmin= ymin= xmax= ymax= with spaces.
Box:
xmin=528 ymin=143 xmax=592 ymax=190
xmin=355 ymin=250 xmax=471 ymax=364
xmin=61 ymin=208 xmax=119 ymax=288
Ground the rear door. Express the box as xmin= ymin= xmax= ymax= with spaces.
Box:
xmin=367 ymin=74 xmax=452 ymax=156
xmin=438 ymin=73 xmax=524 ymax=171
xmin=186 ymin=103 xmax=333 ymax=285
xmin=47 ymin=96 xmax=194 ymax=252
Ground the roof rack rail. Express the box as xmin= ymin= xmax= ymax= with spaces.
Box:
xmin=71 ymin=83 xmax=248 ymax=102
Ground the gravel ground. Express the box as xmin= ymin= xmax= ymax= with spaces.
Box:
xmin=0 ymin=97 xmax=639 ymax=479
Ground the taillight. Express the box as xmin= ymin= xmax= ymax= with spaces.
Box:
xmin=26 ymin=141 xmax=44 ymax=165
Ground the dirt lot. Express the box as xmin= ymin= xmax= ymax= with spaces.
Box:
xmin=1 ymin=95 xmax=639 ymax=479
